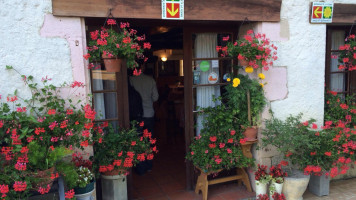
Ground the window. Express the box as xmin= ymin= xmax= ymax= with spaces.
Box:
xmin=90 ymin=65 xmax=120 ymax=129
xmin=191 ymin=32 xmax=235 ymax=136
xmin=325 ymin=27 xmax=356 ymax=95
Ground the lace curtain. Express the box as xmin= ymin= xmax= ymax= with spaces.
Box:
xmin=330 ymin=30 xmax=345 ymax=92
xmin=195 ymin=33 xmax=220 ymax=135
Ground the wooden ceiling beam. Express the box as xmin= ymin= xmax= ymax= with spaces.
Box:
xmin=53 ymin=0 xmax=282 ymax=22
xmin=333 ymin=3 xmax=356 ymax=24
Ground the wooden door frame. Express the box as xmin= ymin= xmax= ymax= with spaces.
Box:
xmin=183 ymin=26 xmax=238 ymax=190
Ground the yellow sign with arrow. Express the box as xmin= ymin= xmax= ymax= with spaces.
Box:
xmin=162 ymin=0 xmax=184 ymax=20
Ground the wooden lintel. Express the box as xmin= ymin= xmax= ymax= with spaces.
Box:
xmin=52 ymin=0 xmax=282 ymax=22
xmin=333 ymin=3 xmax=356 ymax=24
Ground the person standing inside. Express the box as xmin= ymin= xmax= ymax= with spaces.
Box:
xmin=130 ymin=65 xmax=159 ymax=174
xmin=130 ymin=66 xmax=159 ymax=135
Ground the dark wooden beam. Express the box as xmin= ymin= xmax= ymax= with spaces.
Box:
xmin=333 ymin=3 xmax=356 ymax=24
xmin=183 ymin=27 xmax=194 ymax=190
xmin=53 ymin=0 xmax=282 ymax=22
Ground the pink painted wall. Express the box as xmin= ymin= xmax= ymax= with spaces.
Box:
xmin=40 ymin=14 xmax=90 ymax=99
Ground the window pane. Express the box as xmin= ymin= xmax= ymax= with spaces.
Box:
xmin=330 ymin=52 xmax=343 ymax=72
xmin=93 ymin=92 xmax=118 ymax=120
xmin=330 ymin=73 xmax=345 ymax=92
xmin=331 ymin=30 xmax=345 ymax=51
xmin=192 ymin=33 xmax=232 ymax=136
xmin=91 ymin=70 xmax=116 ymax=91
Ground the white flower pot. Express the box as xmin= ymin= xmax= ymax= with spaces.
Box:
xmin=101 ymin=174 xmax=127 ymax=200
xmin=255 ymin=180 xmax=268 ymax=198
xmin=74 ymin=189 xmax=95 ymax=200
xmin=270 ymin=182 xmax=283 ymax=199
xmin=274 ymin=182 xmax=283 ymax=194
xmin=282 ymin=170 xmax=310 ymax=200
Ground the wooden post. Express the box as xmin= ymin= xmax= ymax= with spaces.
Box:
xmin=247 ymin=90 xmax=251 ymax=126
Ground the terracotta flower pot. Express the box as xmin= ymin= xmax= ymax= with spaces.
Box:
xmin=102 ymin=54 xmax=123 ymax=72
xmin=30 ymin=167 xmax=55 ymax=188
xmin=242 ymin=126 xmax=258 ymax=141
xmin=238 ymin=58 xmax=249 ymax=67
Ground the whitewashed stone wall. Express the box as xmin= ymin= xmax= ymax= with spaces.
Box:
xmin=0 ymin=0 xmax=87 ymax=101
xmin=252 ymin=0 xmax=356 ymax=182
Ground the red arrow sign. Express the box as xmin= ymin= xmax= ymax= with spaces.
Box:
xmin=312 ymin=6 xmax=322 ymax=19
xmin=166 ymin=3 xmax=180 ymax=18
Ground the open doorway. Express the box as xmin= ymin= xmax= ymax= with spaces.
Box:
xmin=130 ymin=25 xmax=187 ymax=199
xmin=85 ymin=17 xmax=257 ymax=199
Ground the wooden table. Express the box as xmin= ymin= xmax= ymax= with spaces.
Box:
xmin=194 ymin=140 xmax=257 ymax=200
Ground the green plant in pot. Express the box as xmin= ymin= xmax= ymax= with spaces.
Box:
xmin=56 ymin=153 xmax=95 ymax=200
xmin=91 ymin=121 xmax=157 ymax=177
xmin=259 ymin=113 xmax=342 ymax=199
xmin=0 ymin=66 xmax=95 ymax=198
xmin=223 ymin=74 xmax=266 ymax=141
xmin=186 ymin=100 xmax=255 ymax=173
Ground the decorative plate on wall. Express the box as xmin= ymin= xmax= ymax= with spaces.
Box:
xmin=208 ymin=72 xmax=218 ymax=84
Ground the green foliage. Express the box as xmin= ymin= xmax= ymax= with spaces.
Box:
xmin=200 ymin=101 xmax=237 ymax=135
xmin=186 ymin=102 xmax=254 ymax=173
xmin=91 ymin=121 xmax=157 ymax=177
xmin=223 ymin=74 xmax=266 ymax=127
xmin=56 ymin=161 xmax=79 ymax=189
xmin=338 ymin=34 xmax=356 ymax=70
xmin=260 ymin=113 xmax=338 ymax=172
xmin=216 ymin=30 xmax=277 ymax=70
xmin=27 ymin=141 xmax=72 ymax=171
xmin=324 ymin=90 xmax=356 ymax=127
xmin=0 ymin=66 xmax=95 ymax=199
xmin=76 ymin=166 xmax=94 ymax=188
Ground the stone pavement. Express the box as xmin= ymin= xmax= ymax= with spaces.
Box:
xmin=304 ymin=178 xmax=356 ymax=200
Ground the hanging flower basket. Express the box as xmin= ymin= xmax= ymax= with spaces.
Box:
xmin=238 ymin=55 xmax=249 ymax=67
xmin=84 ymin=18 xmax=151 ymax=75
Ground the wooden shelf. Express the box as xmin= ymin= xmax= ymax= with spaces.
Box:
xmin=192 ymin=83 xmax=228 ymax=88
xmin=195 ymin=141 xmax=256 ymax=200
xmin=192 ymin=57 xmax=232 ymax=61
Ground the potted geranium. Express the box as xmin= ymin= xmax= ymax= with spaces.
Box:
xmin=217 ymin=30 xmax=277 ymax=71
xmin=84 ymin=19 xmax=151 ymax=73
xmin=186 ymin=101 xmax=255 ymax=174
xmin=91 ymin=121 xmax=157 ymax=200
xmin=337 ymin=34 xmax=356 ymax=71
xmin=269 ymin=164 xmax=287 ymax=197
xmin=224 ymin=74 xmax=266 ymax=141
xmin=259 ymin=113 xmax=343 ymax=199
xmin=0 ymin=66 xmax=95 ymax=199
xmin=254 ymin=164 xmax=270 ymax=198
xmin=186 ymin=100 xmax=255 ymax=200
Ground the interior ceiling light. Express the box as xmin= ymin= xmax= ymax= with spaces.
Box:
xmin=161 ymin=57 xmax=167 ymax=62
